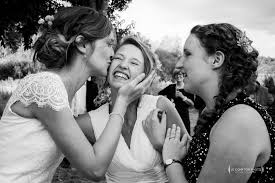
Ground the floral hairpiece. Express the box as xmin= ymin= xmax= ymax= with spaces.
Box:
xmin=38 ymin=15 xmax=54 ymax=27
xmin=236 ymin=31 xmax=253 ymax=53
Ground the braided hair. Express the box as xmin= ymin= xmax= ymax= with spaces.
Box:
xmin=191 ymin=23 xmax=259 ymax=134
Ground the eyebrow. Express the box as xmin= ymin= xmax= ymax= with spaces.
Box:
xmin=115 ymin=53 xmax=124 ymax=58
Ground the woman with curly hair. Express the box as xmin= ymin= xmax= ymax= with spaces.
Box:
xmin=143 ymin=23 xmax=275 ymax=183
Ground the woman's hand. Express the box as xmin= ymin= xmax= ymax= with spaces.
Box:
xmin=162 ymin=124 xmax=190 ymax=162
xmin=175 ymin=90 xmax=185 ymax=100
xmin=117 ymin=70 xmax=156 ymax=105
xmin=142 ymin=109 xmax=167 ymax=152
xmin=176 ymin=90 xmax=194 ymax=106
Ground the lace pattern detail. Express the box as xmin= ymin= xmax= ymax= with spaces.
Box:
xmin=3 ymin=72 xmax=69 ymax=116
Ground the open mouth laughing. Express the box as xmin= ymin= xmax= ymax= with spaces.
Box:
xmin=113 ymin=71 xmax=130 ymax=80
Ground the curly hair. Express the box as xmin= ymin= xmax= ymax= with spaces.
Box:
xmin=33 ymin=6 xmax=112 ymax=69
xmin=191 ymin=23 xmax=259 ymax=134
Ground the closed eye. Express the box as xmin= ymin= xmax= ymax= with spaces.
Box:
xmin=130 ymin=58 xmax=141 ymax=66
xmin=131 ymin=61 xmax=139 ymax=65
xmin=184 ymin=51 xmax=191 ymax=57
xmin=183 ymin=49 xmax=191 ymax=57
xmin=107 ymin=39 xmax=116 ymax=49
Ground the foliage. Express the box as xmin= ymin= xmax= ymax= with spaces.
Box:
xmin=0 ymin=92 xmax=11 ymax=116
xmin=154 ymin=48 xmax=180 ymax=78
xmin=257 ymin=56 xmax=275 ymax=83
xmin=0 ymin=0 xmax=133 ymax=52
xmin=0 ymin=61 xmax=43 ymax=80
xmin=0 ymin=0 xmax=62 ymax=51
xmin=263 ymin=75 xmax=275 ymax=94
xmin=0 ymin=44 xmax=44 ymax=80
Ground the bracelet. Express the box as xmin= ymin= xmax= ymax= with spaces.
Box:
xmin=109 ymin=112 xmax=124 ymax=124
xmin=182 ymin=96 xmax=187 ymax=101
xmin=164 ymin=159 xmax=182 ymax=170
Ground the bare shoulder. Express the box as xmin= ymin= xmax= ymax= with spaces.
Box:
xmin=197 ymin=104 xmax=271 ymax=182
xmin=211 ymin=104 xmax=266 ymax=134
xmin=210 ymin=104 xmax=270 ymax=156
xmin=156 ymin=95 xmax=174 ymax=110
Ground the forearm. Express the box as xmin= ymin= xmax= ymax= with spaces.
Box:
xmin=92 ymin=97 xmax=127 ymax=173
xmin=183 ymin=98 xmax=194 ymax=106
xmin=166 ymin=163 xmax=189 ymax=183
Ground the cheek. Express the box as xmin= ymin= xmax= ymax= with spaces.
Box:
xmin=104 ymin=47 xmax=114 ymax=58
xmin=132 ymin=66 xmax=144 ymax=78
xmin=94 ymin=47 xmax=112 ymax=63
xmin=108 ymin=64 xmax=116 ymax=76
xmin=98 ymin=49 xmax=108 ymax=61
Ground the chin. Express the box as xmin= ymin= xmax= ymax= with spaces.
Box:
xmin=93 ymin=69 xmax=107 ymax=77
xmin=109 ymin=80 xmax=126 ymax=88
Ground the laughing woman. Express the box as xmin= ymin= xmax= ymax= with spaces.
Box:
xmin=143 ymin=23 xmax=275 ymax=183
xmin=76 ymin=37 xmax=190 ymax=183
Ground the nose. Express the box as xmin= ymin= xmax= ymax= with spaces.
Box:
xmin=175 ymin=57 xmax=184 ymax=71
xmin=118 ymin=59 xmax=129 ymax=69
xmin=176 ymin=57 xmax=184 ymax=67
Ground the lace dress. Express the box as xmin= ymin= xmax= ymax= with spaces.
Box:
xmin=0 ymin=72 xmax=69 ymax=183
xmin=182 ymin=92 xmax=275 ymax=183
xmin=88 ymin=95 xmax=168 ymax=183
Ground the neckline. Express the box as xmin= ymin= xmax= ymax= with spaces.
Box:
xmin=108 ymin=101 xmax=141 ymax=152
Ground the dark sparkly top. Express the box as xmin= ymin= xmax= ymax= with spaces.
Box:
xmin=182 ymin=92 xmax=275 ymax=183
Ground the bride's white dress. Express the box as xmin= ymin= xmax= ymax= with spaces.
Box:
xmin=0 ymin=72 xmax=67 ymax=183
xmin=89 ymin=94 xmax=168 ymax=183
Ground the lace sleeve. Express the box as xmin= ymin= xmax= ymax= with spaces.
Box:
xmin=10 ymin=72 xmax=70 ymax=111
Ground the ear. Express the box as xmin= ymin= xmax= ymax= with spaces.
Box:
xmin=74 ymin=35 xmax=87 ymax=55
xmin=211 ymin=51 xmax=225 ymax=69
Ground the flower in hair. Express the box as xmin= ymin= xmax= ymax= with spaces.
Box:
xmin=38 ymin=15 xmax=54 ymax=27
xmin=38 ymin=18 xmax=45 ymax=25
xmin=236 ymin=31 xmax=253 ymax=53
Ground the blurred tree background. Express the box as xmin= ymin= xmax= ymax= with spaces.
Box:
xmin=0 ymin=0 xmax=134 ymax=52
xmin=0 ymin=0 xmax=274 ymax=83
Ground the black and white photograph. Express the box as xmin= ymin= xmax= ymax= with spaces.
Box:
xmin=0 ymin=0 xmax=274 ymax=182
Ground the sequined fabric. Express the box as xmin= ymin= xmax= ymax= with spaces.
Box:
xmin=182 ymin=92 xmax=275 ymax=183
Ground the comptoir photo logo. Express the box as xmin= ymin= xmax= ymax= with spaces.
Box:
xmin=228 ymin=165 xmax=264 ymax=174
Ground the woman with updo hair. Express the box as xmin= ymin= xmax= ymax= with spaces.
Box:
xmin=0 ymin=6 xmax=155 ymax=182
xmin=144 ymin=23 xmax=275 ymax=182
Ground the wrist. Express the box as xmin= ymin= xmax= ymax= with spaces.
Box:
xmin=164 ymin=158 xmax=182 ymax=170
xmin=109 ymin=112 xmax=124 ymax=125
xmin=112 ymin=97 xmax=127 ymax=115
xmin=182 ymin=96 xmax=187 ymax=101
